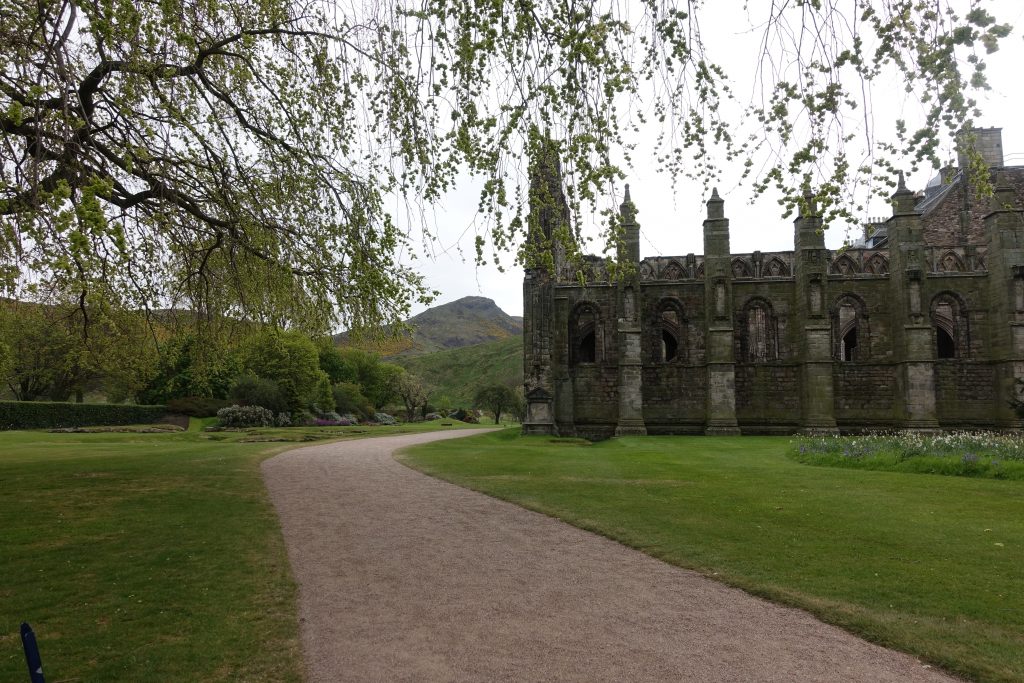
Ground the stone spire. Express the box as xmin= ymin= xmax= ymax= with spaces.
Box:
xmin=706 ymin=187 xmax=724 ymax=220
xmin=527 ymin=137 xmax=572 ymax=244
xmin=703 ymin=188 xmax=729 ymax=257
xmin=620 ymin=184 xmax=636 ymax=224
xmin=799 ymin=187 xmax=818 ymax=218
xmin=794 ymin=187 xmax=823 ymax=250
xmin=618 ymin=183 xmax=641 ymax=264
xmin=891 ymin=170 xmax=916 ymax=215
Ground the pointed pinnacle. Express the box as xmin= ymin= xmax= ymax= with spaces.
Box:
xmin=897 ymin=171 xmax=907 ymax=191
xmin=624 ymin=183 xmax=631 ymax=202
xmin=710 ymin=187 xmax=721 ymax=200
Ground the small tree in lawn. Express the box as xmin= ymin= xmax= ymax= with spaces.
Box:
xmin=474 ymin=384 xmax=518 ymax=426
xmin=393 ymin=372 xmax=429 ymax=422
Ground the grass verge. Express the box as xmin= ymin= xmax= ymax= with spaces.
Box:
xmin=400 ymin=431 xmax=1024 ymax=683
xmin=1 ymin=419 xmax=481 ymax=681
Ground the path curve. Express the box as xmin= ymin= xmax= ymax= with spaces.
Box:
xmin=262 ymin=430 xmax=957 ymax=682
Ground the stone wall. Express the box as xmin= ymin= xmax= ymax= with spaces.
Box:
xmin=642 ymin=365 xmax=707 ymax=432
xmin=833 ymin=364 xmax=898 ymax=425
xmin=734 ymin=363 xmax=800 ymax=431
xmin=935 ymin=362 xmax=998 ymax=427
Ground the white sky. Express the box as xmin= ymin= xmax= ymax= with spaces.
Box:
xmin=397 ymin=1 xmax=1024 ymax=318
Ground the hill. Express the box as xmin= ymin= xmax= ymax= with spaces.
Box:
xmin=393 ymin=335 xmax=522 ymax=407
xmin=339 ymin=296 xmax=523 ymax=356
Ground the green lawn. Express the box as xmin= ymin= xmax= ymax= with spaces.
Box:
xmin=0 ymin=420 xmax=480 ymax=682
xmin=400 ymin=431 xmax=1024 ymax=683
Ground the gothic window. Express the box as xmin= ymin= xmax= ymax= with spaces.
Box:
xmin=763 ymin=257 xmax=790 ymax=277
xmin=662 ymin=261 xmax=685 ymax=280
xmin=570 ymin=303 xmax=601 ymax=366
xmin=938 ymin=251 xmax=966 ymax=273
xmin=832 ymin=295 xmax=869 ymax=361
xmin=830 ymin=254 xmax=861 ymax=276
xmin=731 ymin=258 xmax=753 ymax=278
xmin=739 ymin=298 xmax=778 ymax=362
xmin=864 ymin=254 xmax=889 ymax=275
xmin=931 ymin=293 xmax=969 ymax=359
xmin=655 ymin=299 xmax=686 ymax=363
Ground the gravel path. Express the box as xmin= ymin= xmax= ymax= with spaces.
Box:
xmin=262 ymin=430 xmax=957 ymax=682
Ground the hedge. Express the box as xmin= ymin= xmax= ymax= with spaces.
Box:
xmin=166 ymin=396 xmax=232 ymax=417
xmin=0 ymin=401 xmax=169 ymax=431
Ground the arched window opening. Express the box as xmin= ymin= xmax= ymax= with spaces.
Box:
xmin=842 ymin=326 xmax=858 ymax=361
xmin=577 ymin=331 xmax=596 ymax=362
xmin=739 ymin=298 xmax=778 ymax=363
xmin=662 ymin=330 xmax=678 ymax=361
xmin=832 ymin=296 xmax=868 ymax=362
xmin=747 ymin=306 xmax=769 ymax=361
xmin=654 ymin=300 xmax=685 ymax=364
xmin=931 ymin=295 xmax=967 ymax=359
xmin=936 ymin=327 xmax=956 ymax=359
xmin=570 ymin=303 xmax=600 ymax=366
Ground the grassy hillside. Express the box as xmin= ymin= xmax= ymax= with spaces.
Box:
xmin=338 ymin=296 xmax=522 ymax=357
xmin=394 ymin=335 xmax=523 ymax=407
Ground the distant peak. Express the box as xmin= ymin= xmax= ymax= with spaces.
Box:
xmin=435 ymin=296 xmax=499 ymax=311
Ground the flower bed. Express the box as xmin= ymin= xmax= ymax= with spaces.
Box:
xmin=790 ymin=431 xmax=1024 ymax=479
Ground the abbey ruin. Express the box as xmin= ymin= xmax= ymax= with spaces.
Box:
xmin=522 ymin=128 xmax=1024 ymax=437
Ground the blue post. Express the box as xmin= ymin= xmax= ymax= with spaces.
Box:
xmin=20 ymin=622 xmax=45 ymax=683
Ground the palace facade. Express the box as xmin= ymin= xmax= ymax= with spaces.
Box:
xmin=522 ymin=128 xmax=1024 ymax=437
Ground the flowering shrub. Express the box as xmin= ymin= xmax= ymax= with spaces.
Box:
xmin=293 ymin=410 xmax=316 ymax=426
xmin=790 ymin=431 xmax=1024 ymax=479
xmin=374 ymin=412 xmax=397 ymax=425
xmin=216 ymin=405 xmax=275 ymax=428
xmin=313 ymin=418 xmax=354 ymax=426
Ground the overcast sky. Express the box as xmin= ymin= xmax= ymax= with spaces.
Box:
xmin=394 ymin=1 xmax=1024 ymax=318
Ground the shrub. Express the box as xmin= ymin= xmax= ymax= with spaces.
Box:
xmin=229 ymin=374 xmax=287 ymax=413
xmin=275 ymin=412 xmax=292 ymax=427
xmin=449 ymin=408 xmax=478 ymax=423
xmin=332 ymin=382 xmax=375 ymax=420
xmin=319 ymin=411 xmax=342 ymax=422
xmin=425 ymin=412 xmax=442 ymax=420
xmin=374 ymin=412 xmax=397 ymax=425
xmin=0 ymin=401 xmax=168 ymax=430
xmin=166 ymin=396 xmax=232 ymax=417
xmin=292 ymin=409 xmax=316 ymax=426
xmin=216 ymin=404 xmax=275 ymax=428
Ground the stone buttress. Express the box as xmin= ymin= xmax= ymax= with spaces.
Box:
xmin=703 ymin=190 xmax=741 ymax=435
xmin=615 ymin=186 xmax=647 ymax=435
xmin=793 ymin=190 xmax=838 ymax=433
